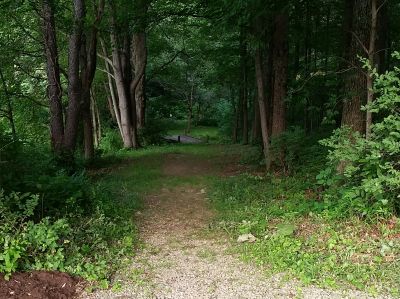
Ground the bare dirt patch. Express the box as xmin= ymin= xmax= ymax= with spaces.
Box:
xmin=0 ymin=271 xmax=80 ymax=299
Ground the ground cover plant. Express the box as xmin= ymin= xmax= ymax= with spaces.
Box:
xmin=1 ymin=0 xmax=400 ymax=297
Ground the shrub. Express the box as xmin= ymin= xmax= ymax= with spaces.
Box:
xmin=99 ymin=129 xmax=123 ymax=153
xmin=138 ymin=118 xmax=169 ymax=146
xmin=0 ymin=190 xmax=136 ymax=282
xmin=318 ymin=52 xmax=400 ymax=218
xmin=0 ymin=191 xmax=69 ymax=278
xmin=270 ymin=127 xmax=306 ymax=174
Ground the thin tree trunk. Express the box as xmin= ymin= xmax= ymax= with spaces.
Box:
xmin=104 ymin=82 xmax=117 ymax=122
xmin=240 ymin=28 xmax=248 ymax=144
xmin=271 ymin=13 xmax=289 ymax=137
xmin=95 ymin=93 xmax=101 ymax=143
xmin=110 ymin=24 xmax=133 ymax=148
xmin=100 ymin=39 xmax=123 ymax=135
xmin=255 ymin=46 xmax=271 ymax=171
xmin=90 ymin=90 xmax=98 ymax=147
xmin=41 ymin=0 xmax=64 ymax=153
xmin=186 ymin=84 xmax=194 ymax=133
xmin=133 ymin=32 xmax=147 ymax=129
xmin=81 ymin=0 xmax=104 ymax=159
xmin=252 ymin=92 xmax=261 ymax=143
xmin=64 ymin=0 xmax=85 ymax=153
xmin=341 ymin=0 xmax=371 ymax=133
xmin=0 ymin=69 xmax=17 ymax=141
xmin=375 ymin=0 xmax=388 ymax=74
xmin=366 ymin=0 xmax=377 ymax=139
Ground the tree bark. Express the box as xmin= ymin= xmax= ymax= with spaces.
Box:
xmin=110 ymin=16 xmax=133 ymax=148
xmin=133 ymin=32 xmax=147 ymax=129
xmin=240 ymin=28 xmax=248 ymax=144
xmin=0 ymin=69 xmax=17 ymax=141
xmin=271 ymin=13 xmax=289 ymax=137
xmin=81 ymin=0 xmax=104 ymax=159
xmin=255 ymin=46 xmax=271 ymax=171
xmin=366 ymin=0 xmax=378 ymax=139
xmin=341 ymin=0 xmax=371 ymax=133
xmin=41 ymin=0 xmax=64 ymax=153
xmin=63 ymin=0 xmax=85 ymax=153
xmin=132 ymin=0 xmax=148 ymax=129
xmin=90 ymin=90 xmax=98 ymax=147
xmin=100 ymin=39 xmax=123 ymax=135
xmin=252 ymin=92 xmax=261 ymax=143
xmin=186 ymin=84 xmax=194 ymax=133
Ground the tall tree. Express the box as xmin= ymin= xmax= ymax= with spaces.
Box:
xmin=341 ymin=0 xmax=371 ymax=133
xmin=41 ymin=0 xmax=64 ymax=153
xmin=81 ymin=0 xmax=105 ymax=159
xmin=133 ymin=0 xmax=149 ymax=129
xmin=271 ymin=12 xmax=289 ymax=137
xmin=240 ymin=28 xmax=249 ymax=144
xmin=255 ymin=45 xmax=271 ymax=171
xmin=110 ymin=7 xmax=134 ymax=148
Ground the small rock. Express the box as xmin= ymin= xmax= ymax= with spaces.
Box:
xmin=200 ymin=189 xmax=206 ymax=194
xmin=237 ymin=233 xmax=257 ymax=243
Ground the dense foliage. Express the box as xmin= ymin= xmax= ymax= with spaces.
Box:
xmin=0 ymin=0 xmax=399 ymax=295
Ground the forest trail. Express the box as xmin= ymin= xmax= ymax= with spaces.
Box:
xmin=82 ymin=152 xmax=386 ymax=299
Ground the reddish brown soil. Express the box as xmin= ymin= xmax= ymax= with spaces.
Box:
xmin=0 ymin=271 xmax=80 ymax=299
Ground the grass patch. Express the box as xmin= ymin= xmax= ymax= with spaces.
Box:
xmin=168 ymin=125 xmax=221 ymax=143
xmin=209 ymin=145 xmax=400 ymax=297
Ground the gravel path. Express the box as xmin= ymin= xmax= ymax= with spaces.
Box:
xmin=81 ymin=154 xmax=391 ymax=299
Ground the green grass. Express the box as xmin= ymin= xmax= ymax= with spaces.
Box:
xmin=209 ymin=145 xmax=400 ymax=297
xmin=168 ymin=125 xmax=221 ymax=142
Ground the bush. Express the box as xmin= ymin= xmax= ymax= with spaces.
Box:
xmin=99 ymin=129 xmax=123 ymax=153
xmin=318 ymin=53 xmax=400 ymax=218
xmin=139 ymin=119 xmax=169 ymax=146
xmin=0 ymin=190 xmax=136 ymax=282
xmin=0 ymin=191 xmax=69 ymax=278
xmin=270 ymin=127 xmax=306 ymax=174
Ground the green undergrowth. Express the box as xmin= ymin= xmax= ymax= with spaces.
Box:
xmin=1 ymin=143 xmax=219 ymax=288
xmin=210 ymin=145 xmax=400 ymax=297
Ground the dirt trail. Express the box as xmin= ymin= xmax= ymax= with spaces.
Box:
xmin=82 ymin=153 xmax=387 ymax=299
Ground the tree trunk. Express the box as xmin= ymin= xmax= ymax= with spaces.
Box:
xmin=252 ymin=93 xmax=261 ymax=143
xmin=100 ymin=39 xmax=123 ymax=135
xmin=186 ymin=84 xmax=194 ymax=133
xmin=240 ymin=28 xmax=248 ymax=144
xmin=81 ymin=40 xmax=95 ymax=159
xmin=255 ymin=46 xmax=271 ymax=171
xmin=271 ymin=13 xmax=289 ymax=137
xmin=90 ymin=90 xmax=98 ymax=147
xmin=81 ymin=0 xmax=104 ymax=159
xmin=110 ymin=26 xmax=133 ymax=148
xmin=63 ymin=0 xmax=85 ymax=153
xmin=41 ymin=0 xmax=64 ymax=153
xmin=375 ymin=0 xmax=388 ymax=74
xmin=133 ymin=32 xmax=147 ymax=129
xmin=0 ymin=69 xmax=17 ymax=141
xmin=104 ymin=82 xmax=117 ymax=122
xmin=366 ymin=0 xmax=378 ymax=139
xmin=341 ymin=0 xmax=371 ymax=133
